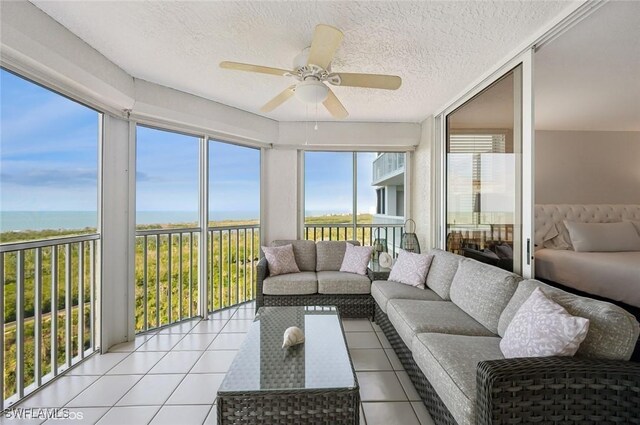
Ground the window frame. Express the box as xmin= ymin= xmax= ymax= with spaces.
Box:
xmin=300 ymin=150 xmax=410 ymax=238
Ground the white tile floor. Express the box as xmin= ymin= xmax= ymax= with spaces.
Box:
xmin=5 ymin=302 xmax=435 ymax=425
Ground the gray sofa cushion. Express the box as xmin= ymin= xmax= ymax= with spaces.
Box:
xmin=371 ymin=280 xmax=443 ymax=313
xmin=387 ymin=300 xmax=495 ymax=348
xmin=412 ymin=333 xmax=504 ymax=425
xmin=316 ymin=240 xmax=359 ymax=271
xmin=425 ymin=249 xmax=463 ymax=300
xmin=262 ymin=272 xmax=317 ymax=295
xmin=449 ymin=259 xmax=522 ymax=334
xmin=317 ymin=271 xmax=371 ymax=294
xmin=498 ymin=279 xmax=640 ymax=360
xmin=272 ymin=240 xmax=316 ymax=272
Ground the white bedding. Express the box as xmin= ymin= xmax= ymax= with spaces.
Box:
xmin=535 ymin=249 xmax=640 ymax=308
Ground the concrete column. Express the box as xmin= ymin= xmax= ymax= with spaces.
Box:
xmin=263 ymin=148 xmax=298 ymax=243
xmin=99 ymin=115 xmax=135 ymax=352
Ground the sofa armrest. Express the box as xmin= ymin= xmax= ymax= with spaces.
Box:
xmin=476 ymin=356 xmax=640 ymax=425
xmin=255 ymin=257 xmax=269 ymax=312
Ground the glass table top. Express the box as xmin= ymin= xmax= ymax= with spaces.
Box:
xmin=217 ymin=306 xmax=357 ymax=393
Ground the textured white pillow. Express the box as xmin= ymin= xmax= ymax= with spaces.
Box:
xmin=339 ymin=243 xmax=373 ymax=275
xmin=500 ymin=287 xmax=589 ymax=358
xmin=387 ymin=251 xmax=434 ymax=289
xmin=542 ymin=223 xmax=571 ymax=250
xmin=625 ymin=219 xmax=640 ymax=236
xmin=262 ymin=244 xmax=300 ymax=276
xmin=564 ymin=220 xmax=640 ymax=252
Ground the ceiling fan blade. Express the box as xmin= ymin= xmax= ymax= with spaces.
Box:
xmin=260 ymin=86 xmax=296 ymax=113
xmin=331 ymin=73 xmax=402 ymax=90
xmin=220 ymin=61 xmax=292 ymax=77
xmin=307 ymin=24 xmax=344 ymax=69
xmin=323 ymin=88 xmax=349 ymax=119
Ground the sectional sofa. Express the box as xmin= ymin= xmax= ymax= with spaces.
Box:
xmin=256 ymin=240 xmax=375 ymax=317
xmin=257 ymin=241 xmax=640 ymax=424
xmin=373 ymin=249 xmax=640 ymax=425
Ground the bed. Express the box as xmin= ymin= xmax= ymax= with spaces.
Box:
xmin=534 ymin=205 xmax=640 ymax=309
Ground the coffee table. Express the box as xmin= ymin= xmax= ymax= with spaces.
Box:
xmin=216 ymin=306 xmax=360 ymax=424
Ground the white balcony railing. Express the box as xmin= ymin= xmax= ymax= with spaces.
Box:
xmin=372 ymin=153 xmax=405 ymax=186
xmin=1 ymin=234 xmax=100 ymax=409
xmin=135 ymin=225 xmax=260 ymax=333
xmin=304 ymin=223 xmax=404 ymax=257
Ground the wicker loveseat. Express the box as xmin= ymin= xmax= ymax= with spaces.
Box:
xmin=372 ymin=249 xmax=640 ymax=425
xmin=256 ymin=240 xmax=375 ymax=318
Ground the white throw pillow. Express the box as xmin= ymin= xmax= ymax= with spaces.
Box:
xmin=564 ymin=220 xmax=640 ymax=252
xmin=542 ymin=223 xmax=571 ymax=250
xmin=624 ymin=219 xmax=640 ymax=236
xmin=262 ymin=244 xmax=300 ymax=276
xmin=339 ymin=243 xmax=373 ymax=275
xmin=387 ymin=251 xmax=434 ymax=289
xmin=500 ymin=287 xmax=589 ymax=358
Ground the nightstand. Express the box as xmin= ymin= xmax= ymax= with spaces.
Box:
xmin=367 ymin=260 xmax=391 ymax=281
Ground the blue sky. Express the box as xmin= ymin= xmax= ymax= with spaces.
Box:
xmin=1 ymin=69 xmax=99 ymax=212
xmin=1 ymin=68 xmax=377 ymax=222
xmin=304 ymin=151 xmax=377 ymax=216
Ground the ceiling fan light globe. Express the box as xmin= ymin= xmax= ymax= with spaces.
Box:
xmin=296 ymin=80 xmax=329 ymax=104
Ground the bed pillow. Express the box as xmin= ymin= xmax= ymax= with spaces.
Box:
xmin=388 ymin=251 xmax=434 ymax=289
xmin=262 ymin=244 xmax=300 ymax=276
xmin=542 ymin=223 xmax=572 ymax=250
xmin=500 ymin=287 xmax=590 ymax=358
xmin=564 ymin=221 xmax=640 ymax=252
xmin=339 ymin=243 xmax=373 ymax=275
xmin=624 ymin=219 xmax=640 ymax=236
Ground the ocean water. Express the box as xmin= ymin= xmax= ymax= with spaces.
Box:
xmin=0 ymin=211 xmax=261 ymax=232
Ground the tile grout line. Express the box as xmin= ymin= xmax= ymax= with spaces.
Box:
xmin=58 ymin=314 xmax=214 ymax=423
xmin=144 ymin=310 xmax=247 ymax=425
xmin=21 ymin=307 xmax=251 ymax=424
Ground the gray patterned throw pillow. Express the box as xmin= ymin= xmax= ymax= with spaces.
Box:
xmin=262 ymin=244 xmax=300 ymax=276
xmin=388 ymin=251 xmax=434 ymax=289
xmin=500 ymin=287 xmax=590 ymax=358
xmin=339 ymin=243 xmax=373 ymax=275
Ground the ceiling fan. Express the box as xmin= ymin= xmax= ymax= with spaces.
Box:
xmin=219 ymin=24 xmax=402 ymax=119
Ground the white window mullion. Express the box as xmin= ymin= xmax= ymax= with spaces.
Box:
xmin=198 ymin=137 xmax=209 ymax=317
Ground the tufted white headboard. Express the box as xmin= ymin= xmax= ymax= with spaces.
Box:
xmin=534 ymin=204 xmax=640 ymax=246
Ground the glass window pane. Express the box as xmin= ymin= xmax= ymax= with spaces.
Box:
xmin=136 ymin=126 xmax=200 ymax=229
xmin=0 ymin=69 xmax=99 ymax=240
xmin=208 ymin=140 xmax=260 ymax=310
xmin=208 ymin=141 xmax=260 ymax=225
xmin=304 ymin=152 xmax=353 ymax=224
xmin=445 ymin=68 xmax=521 ymax=272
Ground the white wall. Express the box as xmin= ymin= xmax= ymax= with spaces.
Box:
xmin=535 ymin=130 xmax=640 ymax=204
xmin=100 ymin=116 xmax=135 ymax=352
xmin=411 ymin=116 xmax=434 ymax=250
xmin=262 ymin=149 xmax=299 ymax=243
xmin=278 ymin=122 xmax=421 ymax=149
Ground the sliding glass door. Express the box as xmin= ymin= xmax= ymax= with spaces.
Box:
xmin=443 ymin=61 xmax=533 ymax=276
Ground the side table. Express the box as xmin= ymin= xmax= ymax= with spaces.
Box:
xmin=367 ymin=260 xmax=391 ymax=281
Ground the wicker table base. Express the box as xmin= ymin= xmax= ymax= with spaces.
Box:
xmin=217 ymin=306 xmax=360 ymax=425
xmin=217 ymin=388 xmax=359 ymax=425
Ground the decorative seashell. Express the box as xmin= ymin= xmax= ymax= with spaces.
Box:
xmin=282 ymin=326 xmax=305 ymax=348
xmin=379 ymin=252 xmax=393 ymax=268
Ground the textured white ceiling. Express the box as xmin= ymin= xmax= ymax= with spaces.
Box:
xmin=31 ymin=0 xmax=574 ymax=123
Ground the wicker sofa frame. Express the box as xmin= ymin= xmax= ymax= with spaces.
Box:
xmin=256 ymin=257 xmax=375 ymax=318
xmin=374 ymin=304 xmax=640 ymax=425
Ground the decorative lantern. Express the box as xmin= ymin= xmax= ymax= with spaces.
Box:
xmin=400 ymin=219 xmax=421 ymax=254
xmin=372 ymin=228 xmax=388 ymax=261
